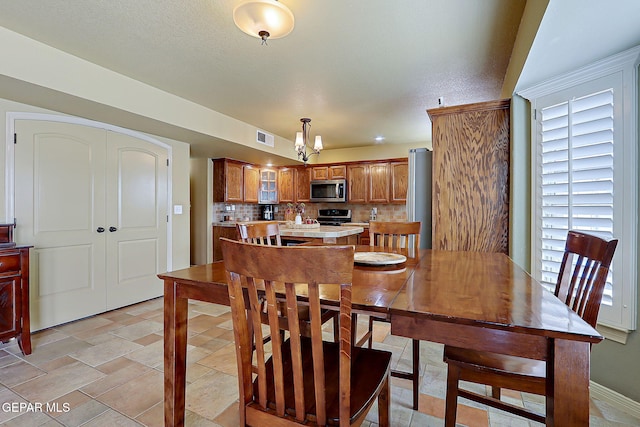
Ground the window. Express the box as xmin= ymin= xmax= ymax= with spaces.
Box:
xmin=519 ymin=46 xmax=639 ymax=333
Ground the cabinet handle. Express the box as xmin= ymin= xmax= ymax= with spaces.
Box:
xmin=109 ymin=227 xmax=117 ymax=232
xmin=97 ymin=227 xmax=105 ymax=233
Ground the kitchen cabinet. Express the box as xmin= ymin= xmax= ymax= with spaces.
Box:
xmin=347 ymin=164 xmax=367 ymax=203
xmin=295 ymin=167 xmax=312 ymax=202
xmin=428 ymin=99 xmax=510 ymax=254
xmin=213 ymin=225 xmax=238 ymax=261
xmin=213 ymin=159 xmax=244 ymax=202
xmin=368 ymin=163 xmax=390 ymax=203
xmin=347 ymin=162 xmax=390 ymax=203
xmin=259 ymin=168 xmax=278 ymax=204
xmin=390 ymin=161 xmax=409 ymax=203
xmin=278 ymin=167 xmax=295 ymax=203
xmin=243 ymin=165 xmax=260 ymax=203
xmin=312 ymin=165 xmax=346 ymax=180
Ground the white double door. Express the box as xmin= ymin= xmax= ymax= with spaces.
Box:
xmin=14 ymin=120 xmax=168 ymax=331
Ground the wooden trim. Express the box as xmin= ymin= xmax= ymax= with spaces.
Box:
xmin=427 ymin=98 xmax=510 ymax=119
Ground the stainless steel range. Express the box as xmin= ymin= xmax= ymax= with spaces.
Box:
xmin=316 ymin=209 xmax=352 ymax=226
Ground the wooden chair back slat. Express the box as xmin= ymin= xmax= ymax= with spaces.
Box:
xmin=369 ymin=221 xmax=421 ymax=249
xmin=554 ymin=230 xmax=618 ymax=327
xmin=236 ymin=221 xmax=282 ymax=246
xmin=220 ymin=238 xmax=356 ymax=426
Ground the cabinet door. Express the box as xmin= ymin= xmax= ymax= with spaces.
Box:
xmin=225 ymin=161 xmax=244 ymax=202
xmin=347 ymin=164 xmax=367 ymax=203
xmin=243 ymin=165 xmax=260 ymax=203
xmin=295 ymin=167 xmax=312 ymax=202
xmin=312 ymin=166 xmax=329 ymax=181
xmin=259 ymin=169 xmax=278 ymax=204
xmin=278 ymin=168 xmax=295 ymax=203
xmin=328 ymin=165 xmax=347 ymax=179
xmin=0 ymin=277 xmax=19 ymax=339
xmin=368 ymin=163 xmax=390 ymax=203
xmin=390 ymin=161 xmax=409 ymax=203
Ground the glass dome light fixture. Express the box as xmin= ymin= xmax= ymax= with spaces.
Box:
xmin=233 ymin=0 xmax=295 ymax=45
xmin=294 ymin=118 xmax=323 ymax=165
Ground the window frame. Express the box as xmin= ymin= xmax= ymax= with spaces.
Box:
xmin=518 ymin=46 xmax=639 ymax=334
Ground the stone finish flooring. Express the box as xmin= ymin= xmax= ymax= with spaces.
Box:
xmin=1 ymin=298 xmax=639 ymax=426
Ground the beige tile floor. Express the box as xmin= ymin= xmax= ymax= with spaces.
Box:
xmin=1 ymin=298 xmax=639 ymax=426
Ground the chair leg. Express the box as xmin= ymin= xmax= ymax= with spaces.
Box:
xmin=491 ymin=386 xmax=501 ymax=400
xmin=444 ymin=364 xmax=460 ymax=427
xmin=412 ymin=339 xmax=419 ymax=410
xmin=333 ymin=314 xmax=339 ymax=342
xmin=367 ymin=316 xmax=374 ymax=349
xmin=378 ymin=375 xmax=390 ymax=427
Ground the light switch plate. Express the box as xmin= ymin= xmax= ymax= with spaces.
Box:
xmin=173 ymin=205 xmax=183 ymax=214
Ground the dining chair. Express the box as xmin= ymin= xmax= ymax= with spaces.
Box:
xmin=236 ymin=221 xmax=339 ymax=341
xmin=220 ymin=238 xmax=392 ymax=427
xmin=236 ymin=221 xmax=282 ymax=246
xmin=365 ymin=220 xmax=422 ymax=410
xmin=442 ymin=230 xmax=618 ymax=426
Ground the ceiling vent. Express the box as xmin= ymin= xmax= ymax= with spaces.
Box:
xmin=256 ymin=130 xmax=274 ymax=147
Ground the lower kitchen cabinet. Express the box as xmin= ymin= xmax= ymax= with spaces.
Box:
xmin=213 ymin=226 xmax=239 ymax=261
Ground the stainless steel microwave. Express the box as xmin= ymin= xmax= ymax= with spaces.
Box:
xmin=310 ymin=179 xmax=347 ymax=202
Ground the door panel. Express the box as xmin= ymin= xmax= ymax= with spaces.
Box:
xmin=15 ymin=120 xmax=107 ymax=330
xmin=15 ymin=120 xmax=169 ymax=330
xmin=105 ymin=131 xmax=167 ymax=309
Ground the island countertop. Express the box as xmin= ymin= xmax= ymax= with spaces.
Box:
xmin=279 ymin=225 xmax=364 ymax=239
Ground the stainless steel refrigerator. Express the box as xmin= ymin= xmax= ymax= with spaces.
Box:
xmin=406 ymin=148 xmax=432 ymax=249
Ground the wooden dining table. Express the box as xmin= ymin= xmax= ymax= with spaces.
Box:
xmin=160 ymin=246 xmax=602 ymax=426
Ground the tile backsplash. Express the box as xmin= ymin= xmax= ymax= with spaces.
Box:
xmin=213 ymin=202 xmax=407 ymax=223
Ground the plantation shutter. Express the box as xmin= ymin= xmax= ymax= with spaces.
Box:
xmin=539 ymin=89 xmax=615 ymax=304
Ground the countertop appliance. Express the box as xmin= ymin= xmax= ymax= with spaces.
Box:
xmin=310 ymin=179 xmax=346 ymax=203
xmin=261 ymin=204 xmax=274 ymax=221
xmin=407 ymin=148 xmax=432 ymax=248
xmin=316 ymin=209 xmax=352 ymax=226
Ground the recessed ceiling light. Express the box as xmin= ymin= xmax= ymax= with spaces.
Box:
xmin=375 ymin=136 xmax=385 ymax=142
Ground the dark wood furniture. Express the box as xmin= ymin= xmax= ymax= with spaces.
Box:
xmin=0 ymin=223 xmax=32 ymax=355
xmin=365 ymin=221 xmax=422 ymax=410
xmin=220 ymin=239 xmax=391 ymax=426
xmin=442 ymin=231 xmax=618 ymax=426
xmin=427 ymin=99 xmax=510 ymax=254
xmin=236 ymin=222 xmax=339 ymax=341
xmin=161 ymin=246 xmax=602 ymax=426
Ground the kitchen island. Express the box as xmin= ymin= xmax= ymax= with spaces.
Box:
xmin=212 ymin=222 xmax=364 ymax=259
xmin=279 ymin=224 xmax=364 ymax=244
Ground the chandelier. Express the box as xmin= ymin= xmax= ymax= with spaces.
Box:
xmin=232 ymin=0 xmax=295 ymax=45
xmin=295 ymin=118 xmax=323 ymax=165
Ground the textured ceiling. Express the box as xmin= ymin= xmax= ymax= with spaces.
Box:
xmin=0 ymin=0 xmax=526 ymax=152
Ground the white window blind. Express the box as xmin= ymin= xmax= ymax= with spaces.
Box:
xmin=539 ymin=90 xmax=615 ymax=304
xmin=521 ymin=46 xmax=639 ymax=333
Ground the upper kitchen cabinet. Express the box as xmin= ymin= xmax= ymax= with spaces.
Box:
xmin=347 ymin=162 xmax=391 ymax=203
xmin=213 ymin=158 xmax=244 ymax=202
xmin=278 ymin=167 xmax=295 ymax=203
xmin=312 ymin=165 xmax=347 ymax=180
xmin=259 ymin=168 xmax=278 ymax=204
xmin=390 ymin=161 xmax=409 ymax=203
xmin=243 ymin=165 xmax=260 ymax=203
xmin=295 ymin=167 xmax=312 ymax=202
xmin=428 ymin=99 xmax=510 ymax=254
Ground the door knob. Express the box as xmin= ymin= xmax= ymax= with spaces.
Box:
xmin=97 ymin=227 xmax=105 ymax=233
xmin=109 ymin=227 xmax=117 ymax=232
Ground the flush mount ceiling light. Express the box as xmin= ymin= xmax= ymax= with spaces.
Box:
xmin=233 ymin=0 xmax=294 ymax=45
